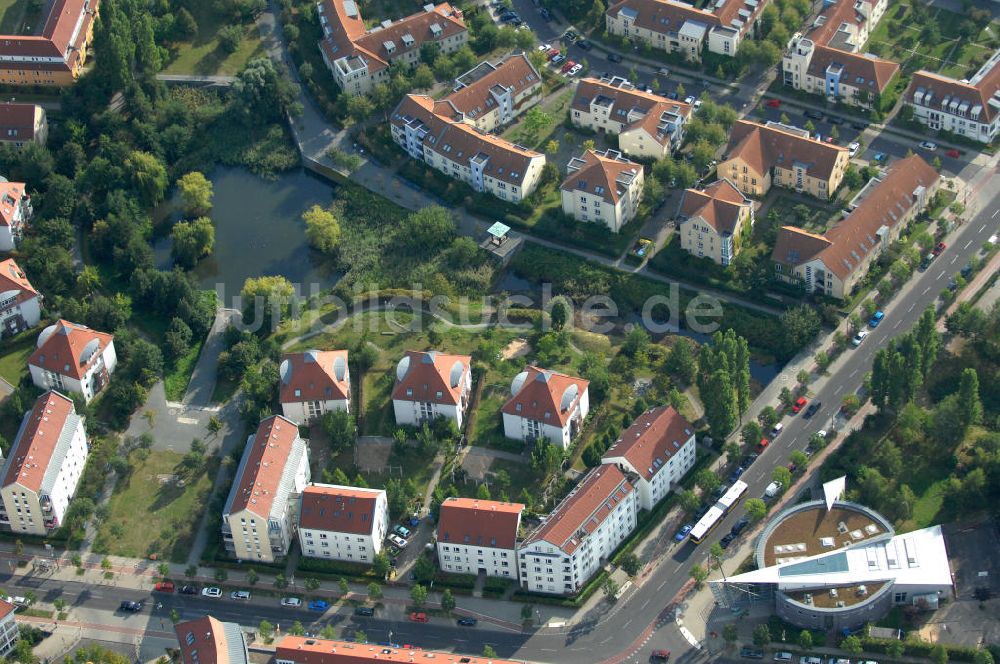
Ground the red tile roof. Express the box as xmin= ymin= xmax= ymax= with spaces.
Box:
xmin=175 ymin=616 xmax=243 ymax=664
xmin=2 ymin=391 xmax=75 ymax=493
xmin=0 ymin=103 xmax=39 ymax=141
xmin=0 ymin=599 xmax=13 ymax=621
xmin=445 ymin=54 xmax=541 ymax=120
xmin=806 ymin=0 xmax=869 ymax=46
xmin=277 ymin=637 xmax=523 ymax=664
xmin=724 ymin=119 xmax=848 ymax=181
xmin=29 ymin=320 xmax=113 ymax=381
xmin=807 ymin=44 xmax=898 ymax=94
xmin=907 ymin=59 xmax=1000 ymax=123
xmin=0 ymin=181 xmax=27 ymax=228
xmin=437 ymin=497 xmax=524 ymax=550
xmin=679 ymin=179 xmax=751 ymax=235
xmin=571 ymin=77 xmax=692 ymax=145
xmin=391 ymin=350 xmax=470 ymax=406
xmin=299 ymin=484 xmax=383 ymax=535
xmin=607 ymin=0 xmax=721 ymax=32
xmin=561 ymin=149 xmax=642 ymax=205
xmin=501 ymin=365 xmax=589 ymax=427
xmin=228 ymin=416 xmax=302 ymax=519
xmin=522 ymin=465 xmax=634 ymax=555
xmin=0 ymin=0 xmax=96 ymax=70
xmin=0 ymin=258 xmax=39 ymax=307
xmin=279 ymin=350 xmax=350 ymax=404
xmin=602 ymin=406 xmax=694 ymax=481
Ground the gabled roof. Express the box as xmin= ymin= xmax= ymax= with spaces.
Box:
xmin=678 ymin=179 xmax=752 ymax=235
xmin=446 ymin=54 xmax=540 ymax=120
xmin=561 ymin=149 xmax=642 ymax=205
xmin=0 ymin=103 xmax=40 ymax=141
xmin=176 ymin=616 xmax=249 ymax=664
xmin=501 ymin=365 xmax=589 ymax=427
xmin=279 ymin=350 xmax=350 ymax=405
xmin=225 ymin=415 xmax=304 ymax=520
xmin=607 ymin=0 xmax=721 ymax=33
xmin=0 ymin=180 xmax=27 ymax=227
xmin=772 ymin=226 xmax=833 ymax=268
xmin=1 ymin=391 xmax=77 ymax=493
xmin=522 ymin=464 xmax=634 ymax=555
xmin=0 ymin=599 xmax=13 ymax=622
xmin=437 ymin=497 xmax=524 ymax=550
xmin=907 ymin=48 xmax=1000 ymax=123
xmin=29 ymin=320 xmax=113 ymax=381
xmin=299 ymin=484 xmax=384 ymax=535
xmin=602 ymin=406 xmax=695 ymax=481
xmin=0 ymin=258 xmax=40 ymax=307
xmin=806 ymin=0 xmax=873 ymax=48
xmin=723 ymin=119 xmax=848 ymax=181
xmin=277 ymin=637 xmax=523 ymax=664
xmin=0 ymin=0 xmax=95 ymax=68
xmin=807 ymin=44 xmax=899 ymax=94
xmin=571 ymin=77 xmax=692 ymax=143
xmin=391 ymin=350 xmax=470 ymax=406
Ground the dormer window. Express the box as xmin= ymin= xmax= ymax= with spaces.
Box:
xmin=294 ymin=389 xmax=301 ymax=397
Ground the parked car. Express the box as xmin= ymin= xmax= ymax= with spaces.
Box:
xmin=457 ymin=617 xmax=478 ymax=626
xmin=394 ymin=524 xmax=412 ymax=538
xmin=765 ymin=481 xmax=782 ymax=498
xmin=309 ymin=600 xmax=330 ymax=612
xmin=801 ymin=658 xmax=823 ymax=664
xmin=694 ymin=99 xmax=704 ymax=110
xmin=848 ymin=142 xmax=860 ymax=157
xmin=852 ymin=121 xmax=868 ymax=130
xmin=410 ymin=612 xmax=429 ymax=623
xmin=281 ymin=597 xmax=302 ymax=607
xmin=539 ymin=7 xmax=551 ymax=19
xmin=668 ymin=91 xmax=679 ymax=100
xmin=154 ymin=581 xmax=175 ymax=592
xmin=388 ymin=534 xmax=408 ymax=548
xmin=537 ymin=43 xmax=551 ymax=51
xmin=946 ymin=148 xmax=961 ymax=158
xmin=919 ymin=252 xmax=935 ymax=270
xmin=657 ymin=67 xmax=671 ymax=77
xmin=852 ymin=329 xmax=869 ymax=346
xmin=546 ymin=48 xmax=560 ymax=59
xmin=231 ymin=590 xmax=251 ymax=601
xmin=933 ymin=241 xmax=947 ymax=256
xmin=803 ymin=402 xmax=821 ymax=419
xmin=577 ymin=39 xmax=593 ymax=50
xmin=827 ymin=658 xmax=851 ymax=664
xmin=608 ymin=52 xmax=622 ymax=62
xmin=804 ymin=109 xmax=824 ymax=120
xmin=202 ymin=587 xmax=222 ymax=598
xmin=674 ymin=524 xmax=694 ymax=541
xmin=872 ymin=152 xmax=887 ymax=164
xmin=561 ymin=60 xmax=576 ymax=73
xmin=684 ymin=95 xmax=696 ymax=105
xmin=568 ymin=64 xmax=583 ymax=76
xmin=119 ymin=601 xmax=143 ymax=612
xmin=651 ymin=650 xmax=671 ymax=662
xmin=771 ymin=422 xmax=784 ymax=437
xmin=713 ymin=482 xmax=731 ymax=498
xmin=355 ymin=606 xmax=375 ymax=617
xmin=869 ymin=311 xmax=885 ymax=327
xmin=720 ymin=533 xmax=736 ymax=548
xmin=792 ymin=396 xmax=808 ymax=414
xmin=741 ymin=647 xmax=765 ymax=659
xmin=742 ymin=453 xmax=759 ymax=468
xmin=756 ymin=437 xmax=770 ymax=452
xmin=551 ymin=54 xmax=566 ymax=65
xmin=775 ymin=653 xmax=794 ymax=662
xmin=178 ymin=585 xmax=198 ymax=595
xmin=731 ymin=518 xmax=750 ymax=535
xmin=694 ymin=504 xmax=711 ymax=520
xmin=828 ymin=116 xmax=844 ymax=125
xmin=728 ymin=466 xmax=745 ymax=483
xmin=919 ymin=140 xmax=938 ymax=151
xmin=766 ymin=98 xmax=780 ymax=108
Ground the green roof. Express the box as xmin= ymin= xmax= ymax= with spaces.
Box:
xmin=487 ymin=222 xmax=510 ymax=238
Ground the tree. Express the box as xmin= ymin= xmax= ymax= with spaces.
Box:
xmin=368 ymin=582 xmax=383 ymax=601
xmin=339 ymin=577 xmax=350 ymax=595
xmin=219 ymin=25 xmax=243 ymax=54
xmin=725 ymin=442 xmax=742 ymax=464
xmin=931 ymin=644 xmax=949 ymax=664
xmin=841 ymin=636 xmax=863 ymax=655
xmin=175 ymin=7 xmax=198 ymax=39
xmin=974 ymin=651 xmax=994 ymax=664
xmin=689 ymin=564 xmax=708 ymax=587
xmin=696 ymin=469 xmax=721 ymax=494
xmin=259 ymin=620 xmax=274 ymax=643
xmin=603 ymin=576 xmax=620 ymax=601
xmin=790 ymin=450 xmax=808 ymax=469
xmin=666 ymin=339 xmax=697 ymax=384
xmin=177 ymin=172 xmax=213 ymax=217
xmin=722 ymin=622 xmax=738 ymax=644
xmin=958 ymin=368 xmax=983 ymax=428
xmin=772 ymin=466 xmax=792 ymax=488
xmin=804 ymin=120 xmax=816 ymax=134
xmin=441 ymin=588 xmax=456 ymax=613
xmin=247 ymin=568 xmax=259 ymax=585
xmin=742 ymin=421 xmax=763 ymax=447
xmin=691 ymin=139 xmax=716 ymax=171
xmin=523 ymin=107 xmax=553 ymax=138
xmin=353 ymin=630 xmax=367 ymax=643
xmin=373 ymin=552 xmax=391 ymax=578
xmin=233 ymin=57 xmax=298 ymax=123
xmin=302 ymin=205 xmax=341 ymax=254
xmin=550 ymin=296 xmax=571 ymax=331
xmin=759 ymin=406 xmax=778 ymax=428
xmin=400 ymin=206 xmax=456 ymax=253
xmin=208 ymin=415 xmax=223 ymax=436
xmin=476 ymin=483 xmax=491 ymax=500
xmin=410 ymin=584 xmax=428 ymax=608
xmin=165 ymin=318 xmax=193 ymax=361
xmin=746 ymin=498 xmax=767 ymax=521
xmin=171 ymin=217 xmax=215 ymax=268
xmin=780 ymin=112 xmax=791 ymax=124
xmin=412 ymin=64 xmax=434 ymax=89
xmin=320 ymin=625 xmax=336 ymax=639
xmin=781 ymin=306 xmax=821 ymax=355
xmin=290 ymin=621 xmax=305 ymax=636
xmin=679 ymin=489 xmax=700 ymax=514
xmin=752 ymin=623 xmax=771 ymax=646
xmin=620 ymin=553 xmax=642 ymax=577
xmin=798 ymin=629 xmax=813 ymax=649
xmin=483 ymin=646 xmax=498 ymax=658
xmin=305 ymin=577 xmax=320 ymax=591
xmin=128 ymin=151 xmax=168 ymax=207
xmin=274 ymin=573 xmax=287 ymax=588
xmin=413 ymin=555 xmax=436 ymax=584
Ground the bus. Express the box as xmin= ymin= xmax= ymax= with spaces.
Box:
xmin=717 ymin=480 xmax=749 ymax=514
xmin=690 ymin=505 xmax=724 ymax=544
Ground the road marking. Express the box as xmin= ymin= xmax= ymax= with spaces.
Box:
xmin=951 ymin=255 xmax=958 ymax=264
xmin=965 ymin=240 xmax=973 ymax=249
xmin=937 ymin=269 xmax=946 ymax=279
xmin=623 ymin=619 xmax=633 ymax=629
xmin=908 ymin=303 xmax=916 ymax=312
xmin=991 ymin=210 xmax=997 ymax=219
xmin=674 ymin=562 xmax=684 ymax=572
xmin=982 ymin=223 xmax=990 ymax=231
xmin=657 ymin=580 xmax=668 ymax=591
xmin=922 ymin=286 xmax=931 ymax=295
xmin=641 ymin=599 xmax=650 ymax=610
xmin=849 ymin=369 xmax=858 ymax=378
xmin=834 ymin=385 xmax=843 ymax=395
xmin=177 ymin=417 xmax=198 ymax=425
xmin=893 ymin=320 xmax=901 ymax=329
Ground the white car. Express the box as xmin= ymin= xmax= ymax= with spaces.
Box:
xmin=816 ymin=429 xmax=828 ymax=438
xmin=848 ymin=142 xmax=860 ymax=157
xmin=684 ymin=95 xmax=696 ymax=105
xmin=801 ymin=658 xmax=823 ymax=664
xmin=568 ymin=64 xmax=583 ymax=76
xmin=231 ymin=590 xmax=252 ymax=601
xmin=771 ymin=422 xmax=784 ymax=437
xmin=389 ymin=534 xmax=408 ymax=548
xmin=657 ymin=67 xmax=671 ymax=77
xmin=775 ymin=653 xmax=794 ymax=662
xmin=693 ymin=99 xmax=704 ymax=110
xmin=537 ymin=43 xmax=551 ymax=51
xmin=852 ymin=329 xmax=869 ymax=346
xmin=281 ymin=597 xmax=302 ymax=607
xmin=765 ymin=481 xmax=782 ymax=498
xmin=919 ymin=141 xmax=938 ymax=151
xmin=202 ymin=587 xmax=222 ymax=598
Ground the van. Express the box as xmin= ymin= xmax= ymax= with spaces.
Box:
xmin=771 ymin=422 xmax=784 ymax=437
xmin=765 ymin=481 xmax=782 ymax=498
xmin=775 ymin=654 xmax=793 ymax=662
xmin=801 ymin=658 xmax=823 ymax=664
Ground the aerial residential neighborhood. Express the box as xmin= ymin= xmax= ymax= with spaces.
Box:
xmin=0 ymin=0 xmax=997 ymax=663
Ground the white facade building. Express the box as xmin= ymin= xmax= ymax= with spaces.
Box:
xmin=279 ymin=350 xmax=351 ymax=424
xmin=436 ymin=497 xmax=524 ymax=578
xmin=0 ymin=601 xmax=18 ymax=657
xmin=906 ymin=48 xmax=1000 ymax=144
xmin=222 ymin=415 xmax=311 ymax=563
xmin=560 ymin=149 xmax=645 ymax=233
xmin=28 ymin=320 xmax=116 ymax=403
xmin=298 ymin=484 xmax=388 ymax=563
xmin=0 ymin=258 xmax=41 ymax=338
xmin=501 ymin=366 xmax=590 ymax=449
xmin=0 ymin=180 xmax=31 ymax=252
xmin=518 ymin=465 xmax=638 ymax=595
xmin=391 ymin=350 xmax=472 ymax=428
xmin=176 ymin=616 xmax=249 ymax=664
xmin=601 ymin=406 xmax=697 ymax=511
xmin=0 ymin=391 xmax=88 ymax=535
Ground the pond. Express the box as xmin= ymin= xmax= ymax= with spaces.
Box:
xmin=154 ymin=167 xmax=341 ymax=305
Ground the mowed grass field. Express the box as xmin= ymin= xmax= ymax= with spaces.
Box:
xmin=162 ymin=4 xmax=265 ymax=76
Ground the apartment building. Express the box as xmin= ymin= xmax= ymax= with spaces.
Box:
xmin=0 ymin=180 xmax=31 ymax=252
xmin=0 ymin=258 xmax=41 ymax=338
xmin=298 ymin=484 xmax=388 ymax=563
xmin=0 ymin=391 xmax=88 ymax=535
xmin=279 ymin=350 xmax=351 ymax=424
xmin=0 ymin=104 xmax=47 ymax=147
xmin=501 ymin=365 xmax=590 ymax=449
xmin=783 ymin=36 xmax=898 ymax=108
xmin=601 ymin=406 xmax=696 ymax=510
xmin=222 ymin=415 xmax=311 ymax=563
xmin=0 ymin=0 xmax=99 ymax=86
xmin=391 ymin=350 xmax=472 ymax=428
xmin=447 ymin=54 xmax=542 ymax=133
xmin=676 ymin=178 xmax=754 ymax=265
xmin=175 ymin=616 xmax=249 ymax=664
xmin=606 ymin=0 xmax=767 ymax=62
xmin=773 ymin=154 xmax=940 ymax=298
xmin=276 ymin=637 xmax=525 ymax=664
xmin=390 ymin=94 xmax=546 ymax=203
xmin=28 ymin=320 xmax=116 ymax=403
xmin=905 ymin=48 xmax=1000 ymax=144
xmin=436 ymin=497 xmax=524 ymax=578
xmin=560 ymin=149 xmax=644 ymax=233
xmin=0 ymin=601 xmax=18 ymax=657
xmin=318 ymin=0 xmax=467 ymax=97
xmin=570 ymin=76 xmax=692 ymax=159
xmin=719 ymin=120 xmax=849 ymax=199
xmin=518 ymin=464 xmax=638 ymax=595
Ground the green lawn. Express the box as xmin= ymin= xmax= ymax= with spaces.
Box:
xmin=163 ymin=338 xmax=204 ymax=402
xmin=0 ymin=329 xmax=35 ymax=387
xmin=162 ymin=5 xmax=266 ymax=76
xmin=0 ymin=0 xmax=43 ymax=35
xmin=94 ymin=451 xmax=219 ymax=562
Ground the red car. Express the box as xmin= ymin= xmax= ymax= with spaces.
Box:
xmin=561 ymin=60 xmax=576 ymax=73
xmin=410 ymin=612 xmax=429 ymax=623
xmin=546 ymin=48 xmax=560 ymax=60
xmin=154 ymin=581 xmax=175 ymax=593
xmin=932 ymin=242 xmax=946 ymax=256
xmin=792 ymin=396 xmax=808 ymax=414
xmin=756 ymin=438 xmax=770 ymax=452
xmin=766 ymin=99 xmax=780 ymax=108
xmin=651 ymin=650 xmax=671 ymax=662
xmin=946 ymin=148 xmax=961 ymax=159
